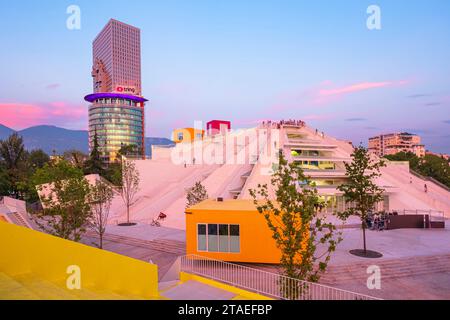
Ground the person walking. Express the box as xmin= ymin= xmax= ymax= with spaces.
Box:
xmin=424 ymin=184 xmax=428 ymax=193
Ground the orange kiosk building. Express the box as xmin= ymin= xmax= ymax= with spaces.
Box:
xmin=185 ymin=199 xmax=281 ymax=264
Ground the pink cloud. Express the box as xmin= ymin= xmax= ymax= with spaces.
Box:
xmin=0 ymin=102 xmax=87 ymax=130
xmin=318 ymin=81 xmax=404 ymax=97
xmin=46 ymin=83 xmax=61 ymax=90
xmin=265 ymin=79 xmax=410 ymax=114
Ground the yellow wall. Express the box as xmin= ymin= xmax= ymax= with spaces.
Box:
xmin=185 ymin=203 xmax=281 ymax=264
xmin=172 ymin=128 xmax=205 ymax=143
xmin=0 ymin=222 xmax=159 ymax=299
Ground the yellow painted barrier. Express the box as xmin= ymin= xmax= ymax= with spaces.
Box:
xmin=179 ymin=272 xmax=273 ymax=300
xmin=0 ymin=222 xmax=159 ymax=299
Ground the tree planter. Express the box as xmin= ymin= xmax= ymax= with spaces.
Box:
xmin=118 ymin=222 xmax=137 ymax=227
xmin=349 ymin=249 xmax=383 ymax=258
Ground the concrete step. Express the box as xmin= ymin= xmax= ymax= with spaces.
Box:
xmin=4 ymin=273 xmax=145 ymax=300
xmin=12 ymin=274 xmax=81 ymax=300
xmin=87 ymin=231 xmax=186 ymax=255
xmin=320 ymin=254 xmax=450 ymax=284
xmin=0 ymin=273 xmax=40 ymax=300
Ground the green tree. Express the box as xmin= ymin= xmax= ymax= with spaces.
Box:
xmin=118 ymin=144 xmax=138 ymax=158
xmin=28 ymin=160 xmax=85 ymax=203
xmin=33 ymin=175 xmax=92 ymax=242
xmin=84 ymin=131 xmax=104 ymax=175
xmin=186 ymin=181 xmax=208 ymax=208
xmin=337 ymin=146 xmax=385 ymax=256
xmin=63 ymin=149 xmax=87 ymax=169
xmin=120 ymin=159 xmax=140 ymax=225
xmin=104 ymin=162 xmax=123 ymax=186
xmin=249 ymin=152 xmax=342 ymax=287
xmin=28 ymin=149 xmax=50 ymax=170
xmin=0 ymin=133 xmax=27 ymax=197
xmin=384 ymin=151 xmax=420 ymax=171
xmin=385 ymin=152 xmax=450 ymax=188
xmin=88 ymin=180 xmax=114 ymax=249
xmin=418 ymin=154 xmax=450 ymax=188
xmin=0 ymin=165 xmax=12 ymax=196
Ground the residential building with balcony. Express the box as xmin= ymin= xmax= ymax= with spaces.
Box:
xmin=369 ymin=132 xmax=425 ymax=158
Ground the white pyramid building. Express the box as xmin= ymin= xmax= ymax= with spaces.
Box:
xmin=109 ymin=121 xmax=450 ymax=229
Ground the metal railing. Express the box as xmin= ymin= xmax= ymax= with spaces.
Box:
xmin=390 ymin=209 xmax=445 ymax=222
xmin=180 ymin=255 xmax=380 ymax=300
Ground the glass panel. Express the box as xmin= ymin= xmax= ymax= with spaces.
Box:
xmin=229 ymin=225 xmax=240 ymax=253
xmin=219 ymin=224 xmax=229 ymax=252
xmin=197 ymin=224 xmax=206 ymax=251
xmin=207 ymin=224 xmax=218 ymax=252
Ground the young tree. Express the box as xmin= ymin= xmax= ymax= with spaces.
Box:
xmin=249 ymin=152 xmax=342 ymax=286
xmin=84 ymin=131 xmax=104 ymax=175
xmin=88 ymin=180 xmax=114 ymax=249
xmin=33 ymin=175 xmax=92 ymax=242
xmin=186 ymin=181 xmax=208 ymax=208
xmin=120 ymin=159 xmax=140 ymax=225
xmin=337 ymin=145 xmax=385 ymax=256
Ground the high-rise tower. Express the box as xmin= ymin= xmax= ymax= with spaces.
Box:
xmin=84 ymin=19 xmax=147 ymax=162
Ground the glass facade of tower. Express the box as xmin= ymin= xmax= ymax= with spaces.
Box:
xmin=85 ymin=93 xmax=147 ymax=162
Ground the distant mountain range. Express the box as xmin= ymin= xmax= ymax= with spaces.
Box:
xmin=0 ymin=124 xmax=174 ymax=156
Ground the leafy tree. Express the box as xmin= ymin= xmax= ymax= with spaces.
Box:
xmin=384 ymin=151 xmax=420 ymax=171
xmin=0 ymin=165 xmax=12 ymax=196
xmin=33 ymin=175 xmax=92 ymax=242
xmin=337 ymin=146 xmax=385 ymax=255
xmin=28 ymin=160 xmax=85 ymax=203
xmin=418 ymin=154 xmax=450 ymax=188
xmin=28 ymin=149 xmax=50 ymax=170
xmin=63 ymin=149 xmax=87 ymax=168
xmin=84 ymin=131 xmax=104 ymax=175
xmin=118 ymin=144 xmax=138 ymax=158
xmin=385 ymin=152 xmax=450 ymax=188
xmin=249 ymin=152 xmax=342 ymax=288
xmin=88 ymin=180 xmax=114 ymax=249
xmin=104 ymin=162 xmax=123 ymax=186
xmin=186 ymin=181 xmax=208 ymax=208
xmin=0 ymin=133 xmax=27 ymax=197
xmin=0 ymin=133 xmax=26 ymax=170
xmin=120 ymin=159 xmax=140 ymax=224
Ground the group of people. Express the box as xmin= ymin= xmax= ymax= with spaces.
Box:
xmin=261 ymin=119 xmax=306 ymax=129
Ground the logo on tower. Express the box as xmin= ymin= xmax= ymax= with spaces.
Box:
xmin=115 ymin=86 xmax=137 ymax=94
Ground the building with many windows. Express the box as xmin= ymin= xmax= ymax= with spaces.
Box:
xmin=368 ymin=132 xmax=425 ymax=158
xmin=85 ymin=19 xmax=147 ymax=162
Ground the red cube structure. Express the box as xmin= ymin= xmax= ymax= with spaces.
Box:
xmin=206 ymin=120 xmax=231 ymax=136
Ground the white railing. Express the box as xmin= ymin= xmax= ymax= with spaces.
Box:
xmin=180 ymin=255 xmax=380 ymax=300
